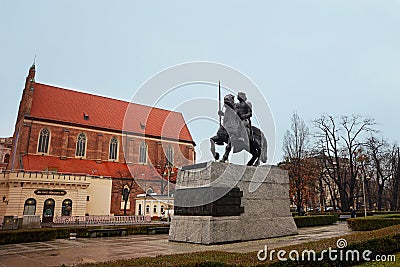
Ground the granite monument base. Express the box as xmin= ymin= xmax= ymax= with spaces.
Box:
xmin=169 ymin=161 xmax=298 ymax=244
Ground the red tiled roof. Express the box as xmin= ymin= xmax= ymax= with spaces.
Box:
xmin=29 ymin=83 xmax=193 ymax=143
xmin=21 ymin=155 xmax=176 ymax=182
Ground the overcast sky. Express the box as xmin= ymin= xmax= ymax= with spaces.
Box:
xmin=1 ymin=1 xmax=399 ymax=164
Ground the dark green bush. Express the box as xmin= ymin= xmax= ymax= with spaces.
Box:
xmin=0 ymin=224 xmax=165 ymax=245
xmin=369 ymin=211 xmax=400 ymax=216
xmin=380 ymin=214 xmax=400 ymax=218
xmin=294 ymin=215 xmax=338 ymax=228
xmin=347 ymin=216 xmax=400 ymax=231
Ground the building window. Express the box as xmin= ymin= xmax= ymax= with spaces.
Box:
xmin=62 ymin=199 xmax=72 ymax=216
xmin=138 ymin=204 xmax=142 ymax=215
xmin=146 ymin=205 xmax=150 ymax=214
xmin=139 ymin=141 xmax=147 ymax=163
xmin=43 ymin=198 xmax=55 ymax=221
xmin=153 ymin=205 xmax=157 ymax=213
xmin=166 ymin=145 xmax=174 ymax=165
xmin=38 ymin=128 xmax=50 ymax=154
xmin=23 ymin=198 xmax=36 ymax=215
xmin=161 ymin=205 xmax=164 ymax=213
xmin=109 ymin=137 xmax=118 ymax=160
xmin=76 ymin=133 xmax=87 ymax=157
xmin=146 ymin=188 xmax=153 ymax=195
xmin=3 ymin=154 xmax=10 ymax=164
xmin=122 ymin=185 xmax=130 ymax=201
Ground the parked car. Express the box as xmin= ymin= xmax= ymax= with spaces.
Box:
xmin=325 ymin=206 xmax=340 ymax=211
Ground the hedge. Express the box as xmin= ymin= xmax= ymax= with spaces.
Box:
xmin=347 ymin=216 xmax=400 ymax=231
xmin=380 ymin=214 xmax=400 ymax=218
xmin=0 ymin=224 xmax=165 ymax=245
xmin=369 ymin=211 xmax=400 ymax=216
xmin=294 ymin=215 xmax=338 ymax=228
xmin=77 ymin=224 xmax=400 ymax=266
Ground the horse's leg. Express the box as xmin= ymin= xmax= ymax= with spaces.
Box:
xmin=221 ymin=141 xmax=232 ymax=162
xmin=254 ymin=141 xmax=262 ymax=166
xmin=247 ymin=141 xmax=260 ymax=166
xmin=210 ymin=138 xmax=219 ymax=160
xmin=253 ymin=150 xmax=260 ymax=166
xmin=247 ymin=154 xmax=257 ymax=166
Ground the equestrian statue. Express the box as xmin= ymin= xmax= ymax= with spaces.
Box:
xmin=210 ymin=87 xmax=268 ymax=166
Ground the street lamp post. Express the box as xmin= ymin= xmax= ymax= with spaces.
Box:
xmin=167 ymin=167 xmax=170 ymax=198
xmin=361 ymin=175 xmax=367 ymax=217
xmin=143 ymin=182 xmax=146 ymax=216
xmin=163 ymin=163 xmax=175 ymax=222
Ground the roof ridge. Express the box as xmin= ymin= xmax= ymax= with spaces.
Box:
xmin=34 ymin=82 xmax=184 ymax=115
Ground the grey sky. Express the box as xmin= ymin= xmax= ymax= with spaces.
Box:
xmin=1 ymin=1 xmax=399 ymax=164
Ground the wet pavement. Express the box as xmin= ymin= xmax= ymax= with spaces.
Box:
xmin=0 ymin=222 xmax=351 ymax=267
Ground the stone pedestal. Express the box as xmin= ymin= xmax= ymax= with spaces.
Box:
xmin=169 ymin=161 xmax=298 ymax=244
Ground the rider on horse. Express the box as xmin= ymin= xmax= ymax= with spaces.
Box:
xmin=235 ymin=92 xmax=253 ymax=141
xmin=210 ymin=92 xmax=267 ymax=166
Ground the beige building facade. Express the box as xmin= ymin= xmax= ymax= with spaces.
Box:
xmin=0 ymin=171 xmax=113 ymax=222
xmin=135 ymin=194 xmax=174 ymax=218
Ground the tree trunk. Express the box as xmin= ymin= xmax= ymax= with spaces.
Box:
xmin=391 ymin=177 xmax=400 ymax=210
xmin=391 ymin=169 xmax=400 ymax=210
xmin=339 ymin=187 xmax=350 ymax=211
xmin=377 ymin=184 xmax=384 ymax=211
xmin=365 ymin=180 xmax=373 ymax=210
xmin=318 ymin=177 xmax=325 ymax=210
xmin=391 ymin=149 xmax=400 ymax=210
xmin=123 ymin=200 xmax=128 ymax=215
xmin=296 ymin=186 xmax=302 ymax=213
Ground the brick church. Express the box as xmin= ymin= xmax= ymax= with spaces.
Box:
xmin=2 ymin=64 xmax=195 ymax=219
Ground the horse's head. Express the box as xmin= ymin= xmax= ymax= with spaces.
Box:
xmin=224 ymin=94 xmax=235 ymax=108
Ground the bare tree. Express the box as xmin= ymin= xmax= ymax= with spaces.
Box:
xmin=112 ymin=170 xmax=140 ymax=215
xmin=318 ymin=158 xmax=341 ymax=210
xmin=365 ymin=137 xmax=393 ymax=211
xmin=283 ymin=112 xmax=311 ymax=213
xmin=358 ymin=152 xmax=375 ymax=210
xmin=314 ymin=114 xmax=374 ymax=211
xmin=389 ymin=146 xmax=400 ymax=210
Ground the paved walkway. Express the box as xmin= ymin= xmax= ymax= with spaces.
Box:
xmin=0 ymin=222 xmax=351 ymax=267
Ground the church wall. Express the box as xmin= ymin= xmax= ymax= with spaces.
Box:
xmin=24 ymin=120 xmax=194 ymax=167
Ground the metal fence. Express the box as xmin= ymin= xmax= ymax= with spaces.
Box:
xmin=22 ymin=215 xmax=41 ymax=228
xmin=53 ymin=215 xmax=151 ymax=225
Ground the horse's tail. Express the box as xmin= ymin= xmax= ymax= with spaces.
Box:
xmin=252 ymin=126 xmax=268 ymax=163
xmin=260 ymin=130 xmax=268 ymax=163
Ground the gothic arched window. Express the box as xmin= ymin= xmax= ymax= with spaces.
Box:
xmin=139 ymin=141 xmax=147 ymax=163
xmin=76 ymin=133 xmax=87 ymax=157
xmin=165 ymin=145 xmax=174 ymax=165
xmin=38 ymin=128 xmax=50 ymax=154
xmin=109 ymin=137 xmax=118 ymax=160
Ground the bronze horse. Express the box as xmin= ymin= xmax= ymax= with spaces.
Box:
xmin=210 ymin=94 xmax=267 ymax=166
